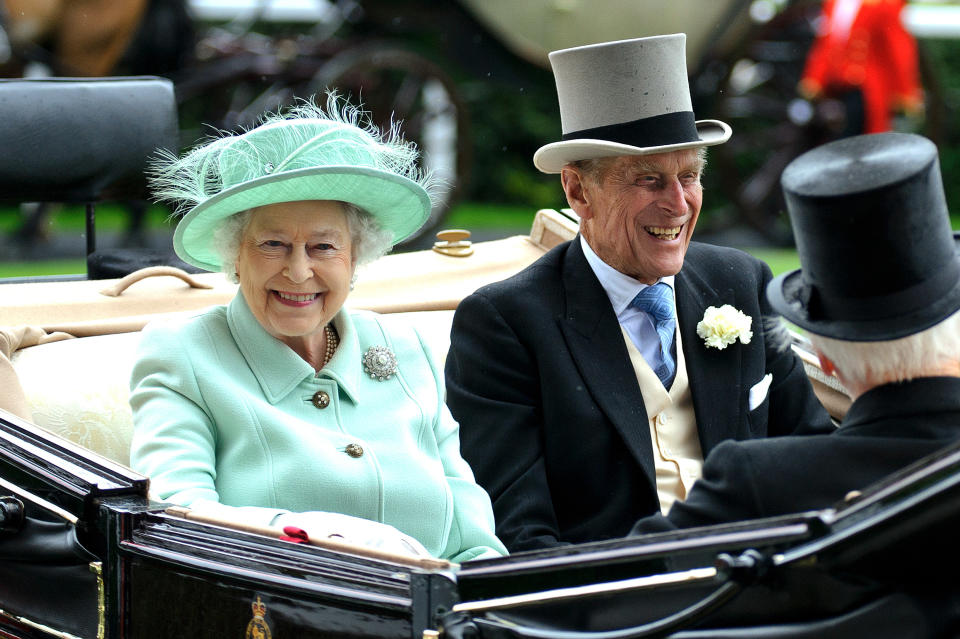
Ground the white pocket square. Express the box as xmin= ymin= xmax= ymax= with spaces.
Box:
xmin=749 ymin=373 xmax=773 ymax=411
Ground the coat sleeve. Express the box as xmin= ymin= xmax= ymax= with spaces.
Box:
xmin=129 ymin=321 xmax=286 ymax=527
xmin=414 ymin=324 xmax=508 ymax=562
xmin=445 ymin=291 xmax=568 ymax=552
xmin=631 ymin=441 xmax=764 ymax=534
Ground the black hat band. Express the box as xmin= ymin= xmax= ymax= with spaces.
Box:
xmin=562 ymin=111 xmax=699 ymax=148
xmin=809 ymin=255 xmax=960 ymax=322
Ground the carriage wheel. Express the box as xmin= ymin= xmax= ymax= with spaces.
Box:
xmin=308 ymin=45 xmax=472 ymax=247
xmin=702 ymin=0 xmax=943 ymax=245
xmin=174 ymin=41 xmax=300 ymax=147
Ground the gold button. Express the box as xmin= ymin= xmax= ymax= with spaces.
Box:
xmin=436 ymin=229 xmax=471 ymax=243
xmin=311 ymin=390 xmax=330 ymax=409
xmin=345 ymin=443 xmax=364 ymax=458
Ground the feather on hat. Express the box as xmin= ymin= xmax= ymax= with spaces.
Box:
xmin=151 ymin=93 xmax=435 ymax=272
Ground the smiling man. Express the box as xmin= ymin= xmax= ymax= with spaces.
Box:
xmin=444 ymin=34 xmax=833 ymax=552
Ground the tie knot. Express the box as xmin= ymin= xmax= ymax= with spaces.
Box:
xmin=630 ymin=282 xmax=674 ymax=323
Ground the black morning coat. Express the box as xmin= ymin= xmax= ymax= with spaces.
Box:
xmin=445 ymin=238 xmax=834 ymax=553
xmin=631 ymin=376 xmax=960 ymax=534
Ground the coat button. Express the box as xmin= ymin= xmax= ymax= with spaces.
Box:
xmin=311 ymin=390 xmax=330 ymax=409
xmin=345 ymin=443 xmax=364 ymax=458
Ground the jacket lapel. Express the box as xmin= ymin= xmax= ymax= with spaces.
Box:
xmin=556 ymin=239 xmax=656 ymax=486
xmin=675 ymin=255 xmax=745 ymax=453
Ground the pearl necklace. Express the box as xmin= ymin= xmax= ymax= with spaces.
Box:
xmin=321 ymin=324 xmax=339 ymax=368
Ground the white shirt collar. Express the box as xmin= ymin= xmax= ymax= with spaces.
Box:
xmin=579 ymin=235 xmax=675 ymax=316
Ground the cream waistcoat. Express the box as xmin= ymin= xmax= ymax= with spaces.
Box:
xmin=620 ymin=325 xmax=704 ymax=514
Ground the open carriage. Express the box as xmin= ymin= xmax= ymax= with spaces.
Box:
xmin=0 ymin=76 xmax=958 ymax=638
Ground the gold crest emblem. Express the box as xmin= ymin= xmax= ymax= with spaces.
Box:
xmin=245 ymin=596 xmax=273 ymax=639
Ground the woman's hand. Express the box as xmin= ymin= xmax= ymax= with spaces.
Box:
xmin=274 ymin=511 xmax=430 ymax=557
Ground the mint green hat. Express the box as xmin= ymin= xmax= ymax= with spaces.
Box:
xmin=151 ymin=96 xmax=434 ymax=272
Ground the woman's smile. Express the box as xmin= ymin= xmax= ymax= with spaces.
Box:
xmin=274 ymin=290 xmax=321 ymax=306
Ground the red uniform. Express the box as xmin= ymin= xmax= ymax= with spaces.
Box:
xmin=800 ymin=0 xmax=923 ymax=133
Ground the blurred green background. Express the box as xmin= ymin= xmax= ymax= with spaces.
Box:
xmin=2 ymin=0 xmax=960 ymax=280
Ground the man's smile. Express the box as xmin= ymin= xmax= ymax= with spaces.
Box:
xmin=644 ymin=225 xmax=683 ymax=240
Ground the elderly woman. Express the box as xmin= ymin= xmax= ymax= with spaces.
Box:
xmin=129 ymin=96 xmax=506 ymax=562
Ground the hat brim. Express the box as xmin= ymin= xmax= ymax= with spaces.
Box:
xmin=532 ymin=119 xmax=731 ymax=174
xmin=173 ymin=166 xmax=431 ymax=272
xmin=767 ymin=235 xmax=960 ymax=341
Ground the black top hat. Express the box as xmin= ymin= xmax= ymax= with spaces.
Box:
xmin=767 ymin=132 xmax=960 ymax=341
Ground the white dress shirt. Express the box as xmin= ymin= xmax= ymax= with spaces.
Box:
xmin=580 ymin=235 xmax=676 ymax=375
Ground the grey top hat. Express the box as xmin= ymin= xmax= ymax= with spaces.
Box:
xmin=533 ymin=33 xmax=732 ymax=174
xmin=767 ymin=132 xmax=960 ymax=341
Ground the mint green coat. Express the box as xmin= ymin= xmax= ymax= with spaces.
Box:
xmin=129 ymin=294 xmax=506 ymax=562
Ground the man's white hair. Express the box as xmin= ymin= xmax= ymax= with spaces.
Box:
xmin=570 ymin=147 xmax=708 ymax=184
xmin=211 ymin=202 xmax=393 ymax=283
xmin=808 ymin=310 xmax=960 ymax=390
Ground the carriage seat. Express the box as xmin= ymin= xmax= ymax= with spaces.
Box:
xmin=0 ymin=77 xmax=184 ymax=278
xmin=3 ymin=310 xmax=456 ymax=467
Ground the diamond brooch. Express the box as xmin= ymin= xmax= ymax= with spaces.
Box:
xmin=362 ymin=346 xmax=398 ymax=381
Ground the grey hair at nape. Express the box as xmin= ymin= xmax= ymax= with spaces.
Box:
xmin=808 ymin=310 xmax=960 ymax=389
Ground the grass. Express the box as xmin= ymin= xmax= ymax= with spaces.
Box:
xmin=443 ymin=201 xmax=538 ymax=230
xmin=0 ymin=259 xmax=87 ymax=278
xmin=740 ymin=248 xmax=801 ymax=277
xmin=1 ymin=202 xmax=957 ymax=280
xmin=0 ymin=204 xmax=176 ymax=234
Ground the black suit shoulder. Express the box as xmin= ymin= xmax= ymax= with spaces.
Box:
xmin=682 ymin=242 xmax=772 ymax=288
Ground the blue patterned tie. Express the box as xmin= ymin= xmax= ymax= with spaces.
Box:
xmin=629 ymin=282 xmax=676 ymax=387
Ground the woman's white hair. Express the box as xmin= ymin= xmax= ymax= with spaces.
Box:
xmin=212 ymin=202 xmax=393 ymax=283
xmin=808 ymin=310 xmax=960 ymax=389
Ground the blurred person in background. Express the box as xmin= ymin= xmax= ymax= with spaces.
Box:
xmin=798 ymin=0 xmax=923 ymax=137
xmin=0 ymin=0 xmax=194 ymax=245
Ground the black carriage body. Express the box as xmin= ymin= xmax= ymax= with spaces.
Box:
xmin=3 ymin=403 xmax=960 ymax=638
xmin=0 ymin=409 xmax=458 ymax=639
